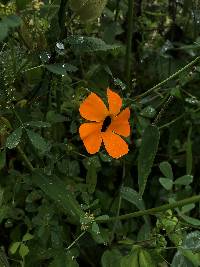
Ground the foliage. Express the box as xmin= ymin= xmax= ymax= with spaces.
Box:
xmin=0 ymin=0 xmax=200 ymax=266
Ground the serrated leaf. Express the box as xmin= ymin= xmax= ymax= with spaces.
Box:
xmin=174 ymin=175 xmax=193 ymax=185
xmin=159 ymin=161 xmax=173 ymax=179
xmin=32 ymin=171 xmax=84 ymax=222
xmin=45 ymin=63 xmax=78 ymax=75
xmin=19 ymin=243 xmax=29 ymax=257
xmin=159 ymin=177 xmax=173 ymax=190
xmin=26 ymin=129 xmax=49 ymax=152
xmin=66 ymin=36 xmax=120 ymax=53
xmin=6 ymin=127 xmax=23 ymax=149
xmin=138 ymin=125 xmax=160 ymax=195
xmin=9 ymin=242 xmax=21 ymax=254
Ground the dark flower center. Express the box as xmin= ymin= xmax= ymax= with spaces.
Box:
xmin=101 ymin=116 xmax=112 ymax=132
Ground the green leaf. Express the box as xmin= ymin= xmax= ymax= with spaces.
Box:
xmin=95 ymin=215 xmax=109 ymax=222
xmin=45 ymin=63 xmax=78 ymax=75
xmin=3 ymin=15 xmax=22 ymax=28
xmin=9 ymin=242 xmax=21 ymax=254
xmin=138 ymin=125 xmax=160 ymax=195
xmin=91 ymin=222 xmax=100 ymax=234
xmin=19 ymin=243 xmax=29 ymax=257
xmin=0 ymin=22 xmax=8 ymax=42
xmin=32 ymin=171 xmax=84 ymax=222
xmin=179 ymin=214 xmax=200 ymax=226
xmin=179 ymin=231 xmax=200 ymax=266
xmin=66 ymin=36 xmax=120 ymax=53
xmin=159 ymin=178 xmax=173 ymax=190
xmin=101 ymin=249 xmax=122 ymax=267
xmin=121 ymin=187 xmax=145 ymax=210
xmin=182 ymin=231 xmax=200 ymax=252
xmin=159 ymin=161 xmax=173 ymax=179
xmin=139 ymin=249 xmax=156 ymax=267
xmin=181 ymin=204 xmax=195 ymax=213
xmin=83 ymin=155 xmax=101 ymax=170
xmin=120 ymin=247 xmax=140 ymax=267
xmin=26 ymin=129 xmax=50 ymax=153
xmin=0 ymin=150 xmax=6 ymax=170
xmin=171 ymin=251 xmax=193 ymax=267
xmin=86 ymin=165 xmax=97 ymax=194
xmin=174 ymin=175 xmax=193 ymax=185
xmin=22 ymin=233 xmax=34 ymax=242
xmin=140 ymin=106 xmax=156 ymax=118
xmin=6 ymin=127 xmax=23 ymax=149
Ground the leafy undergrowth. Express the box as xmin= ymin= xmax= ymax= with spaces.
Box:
xmin=0 ymin=0 xmax=200 ymax=266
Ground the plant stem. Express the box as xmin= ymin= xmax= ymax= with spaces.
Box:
xmin=125 ymin=0 xmax=134 ymax=90
xmin=66 ymin=231 xmax=86 ymax=251
xmin=134 ymin=56 xmax=200 ymax=100
xmin=109 ymin=160 xmax=125 ymax=243
xmin=98 ymin=195 xmax=200 ymax=222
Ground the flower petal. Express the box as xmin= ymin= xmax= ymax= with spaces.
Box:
xmin=79 ymin=122 xmax=102 ymax=154
xmin=102 ymin=130 xmax=129 ymax=159
xmin=79 ymin=92 xmax=108 ymax=122
xmin=109 ymin=107 xmax=130 ymax=137
xmin=107 ymin=88 xmax=122 ymax=116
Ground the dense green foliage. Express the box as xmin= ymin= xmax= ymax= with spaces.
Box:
xmin=0 ymin=0 xmax=200 ymax=266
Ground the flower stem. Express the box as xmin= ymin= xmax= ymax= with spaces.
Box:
xmin=135 ymin=56 xmax=200 ymax=100
xmin=98 ymin=195 xmax=200 ymax=222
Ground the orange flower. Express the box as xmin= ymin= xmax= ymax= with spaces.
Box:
xmin=79 ymin=88 xmax=130 ymax=159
